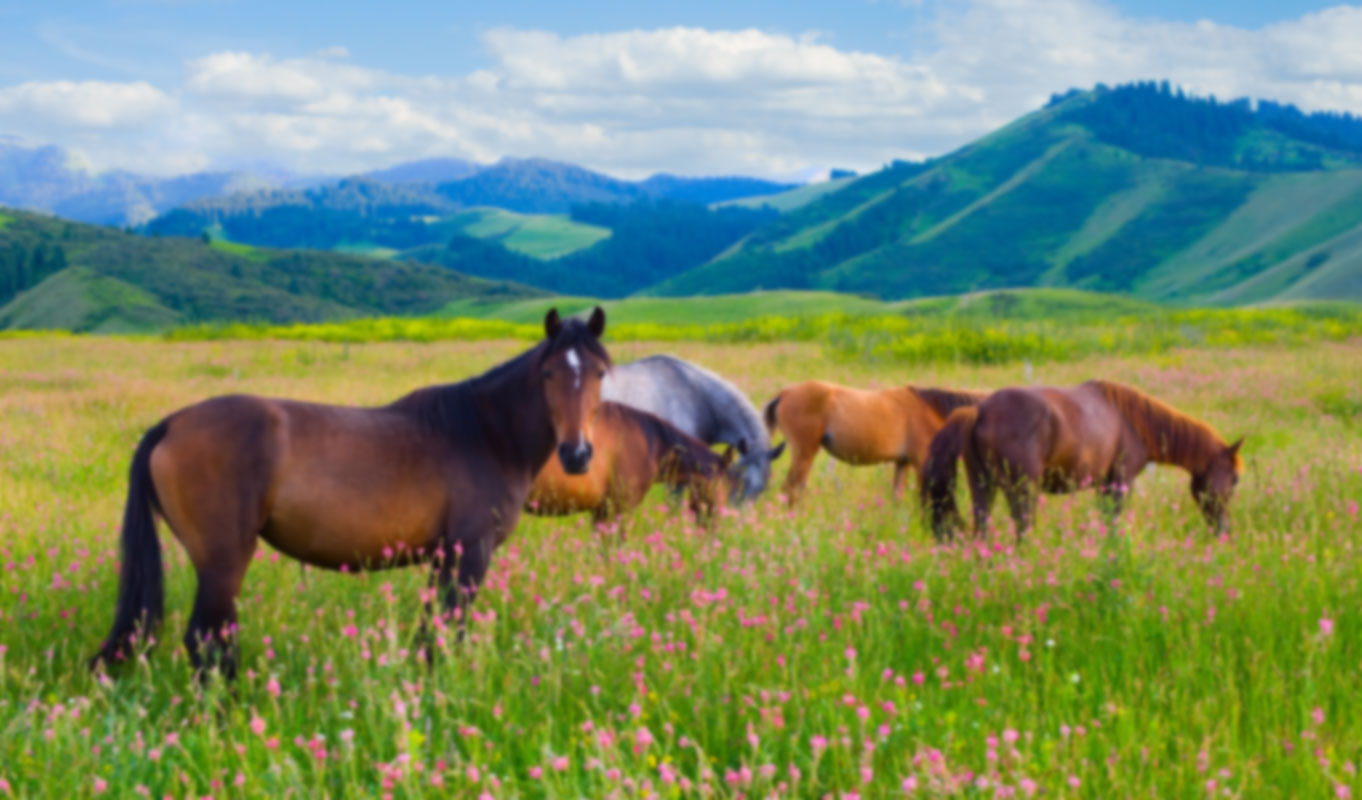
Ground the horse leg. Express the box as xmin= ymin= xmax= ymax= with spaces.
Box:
xmin=892 ymin=460 xmax=909 ymax=503
xmin=782 ymin=443 xmax=818 ymax=507
xmin=966 ymin=461 xmax=996 ymax=541
xmin=448 ymin=538 xmax=491 ymax=644
xmin=420 ymin=539 xmax=457 ymax=664
xmin=183 ymin=540 xmax=255 ymax=680
xmin=1097 ymin=471 xmax=1128 ymax=533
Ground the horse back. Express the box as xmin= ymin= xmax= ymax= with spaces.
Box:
xmin=151 ymin=394 xmax=460 ymax=570
xmin=975 ymin=386 xmax=1124 ymax=482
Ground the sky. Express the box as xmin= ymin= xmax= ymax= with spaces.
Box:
xmin=1 ymin=0 xmax=1359 ymax=180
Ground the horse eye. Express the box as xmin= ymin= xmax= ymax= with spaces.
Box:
xmin=597 ymin=369 xmax=606 ymax=379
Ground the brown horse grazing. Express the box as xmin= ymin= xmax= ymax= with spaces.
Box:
xmin=763 ymin=381 xmax=984 ymax=505
xmin=527 ymin=402 xmax=736 ymax=528
xmin=90 ymin=308 xmax=611 ymax=678
xmin=922 ymin=379 xmax=1244 ymax=543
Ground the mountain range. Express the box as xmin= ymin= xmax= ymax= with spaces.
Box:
xmin=0 ymin=139 xmax=794 ymax=230
xmin=4 ymin=81 xmax=1362 ymax=333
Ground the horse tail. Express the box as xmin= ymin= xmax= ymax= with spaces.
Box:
xmin=921 ymin=406 xmax=978 ymax=542
xmin=913 ymin=386 xmax=985 ymax=420
xmin=90 ymin=419 xmax=169 ymax=670
xmin=763 ymin=393 xmax=782 ymax=435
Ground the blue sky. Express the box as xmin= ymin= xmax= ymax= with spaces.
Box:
xmin=1 ymin=1 xmax=1358 ymax=178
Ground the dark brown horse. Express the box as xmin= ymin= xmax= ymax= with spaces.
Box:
xmin=91 ymin=308 xmax=611 ymax=677
xmin=527 ymin=402 xmax=736 ymax=529
xmin=763 ymin=381 xmax=984 ymax=505
xmin=922 ymin=380 xmax=1243 ymax=543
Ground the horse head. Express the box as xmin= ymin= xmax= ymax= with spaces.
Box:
xmin=539 ymin=307 xmax=610 ymax=475
xmin=728 ymin=438 xmax=785 ymax=505
xmin=1191 ymin=437 xmax=1243 ymax=535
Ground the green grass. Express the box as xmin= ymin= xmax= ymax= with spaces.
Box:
xmin=0 ymin=209 xmax=542 ymax=331
xmin=206 ymin=230 xmax=269 ymax=262
xmin=434 ymin=290 xmax=896 ymax=326
xmin=439 ymin=208 xmax=611 ymax=259
xmin=0 ymin=266 xmax=182 ymax=333
xmin=332 ymin=243 xmax=401 ymax=260
xmin=168 ymin=294 xmax=1362 ymax=369
xmin=1 ymin=335 xmax=1359 ymax=797
xmin=716 ymin=176 xmax=857 ymax=212
xmin=0 ymin=210 xmax=13 ymax=229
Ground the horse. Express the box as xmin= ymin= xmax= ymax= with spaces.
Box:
xmin=526 ymin=402 xmax=736 ymax=529
xmin=90 ymin=308 xmax=611 ymax=678
xmin=921 ymin=379 xmax=1243 ymax=543
xmin=602 ymin=354 xmax=783 ymax=505
xmin=762 ymin=380 xmax=984 ymax=505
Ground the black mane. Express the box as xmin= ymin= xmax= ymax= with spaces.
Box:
xmin=392 ymin=317 xmax=608 ymax=454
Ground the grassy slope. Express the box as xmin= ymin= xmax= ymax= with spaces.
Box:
xmin=0 ymin=266 xmax=182 ymax=333
xmin=431 ymin=287 xmax=1172 ymax=328
xmin=434 ymin=207 xmax=612 ymax=259
xmin=0 ymin=208 xmax=541 ymax=331
xmin=659 ymin=91 xmax=1362 ymax=304
xmin=435 ymin=290 xmax=896 ymax=325
xmin=715 ymin=176 xmax=857 ymax=212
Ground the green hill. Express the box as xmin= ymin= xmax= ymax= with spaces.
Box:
xmin=0 ymin=209 xmax=540 ymax=332
xmin=653 ymin=83 xmax=1362 ymax=304
xmin=436 ymin=208 xmax=611 ymax=259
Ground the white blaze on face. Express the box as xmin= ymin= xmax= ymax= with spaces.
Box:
xmin=566 ymin=348 xmax=582 ymax=389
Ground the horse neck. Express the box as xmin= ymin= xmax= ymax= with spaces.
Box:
xmin=470 ymin=347 xmax=556 ymax=474
xmin=1102 ymin=382 xmax=1221 ymax=473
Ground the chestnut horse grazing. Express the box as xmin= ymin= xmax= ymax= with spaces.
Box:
xmin=763 ymin=381 xmax=984 ymax=505
xmin=922 ymin=379 xmax=1243 ymax=543
xmin=91 ymin=308 xmax=610 ymax=677
xmin=527 ymin=402 xmax=735 ymax=528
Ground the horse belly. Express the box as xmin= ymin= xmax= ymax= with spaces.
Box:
xmin=823 ymin=405 xmax=905 ymax=464
xmin=264 ymin=471 xmax=446 ymax=569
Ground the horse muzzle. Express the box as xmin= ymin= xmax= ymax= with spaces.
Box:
xmin=557 ymin=441 xmax=593 ymax=475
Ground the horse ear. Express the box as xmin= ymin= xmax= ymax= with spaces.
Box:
xmin=1227 ymin=437 xmax=1244 ymax=456
xmin=721 ymin=444 xmax=737 ymax=467
xmin=587 ymin=306 xmax=606 ymax=338
xmin=768 ymin=441 xmax=787 ymax=461
xmin=544 ymin=308 xmax=562 ymax=339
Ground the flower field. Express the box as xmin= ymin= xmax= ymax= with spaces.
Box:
xmin=1 ymin=333 xmax=1360 ymax=798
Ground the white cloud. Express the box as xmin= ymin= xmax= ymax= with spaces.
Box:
xmin=0 ymin=80 xmax=172 ymax=128
xmin=6 ymin=1 xmax=1362 ymax=178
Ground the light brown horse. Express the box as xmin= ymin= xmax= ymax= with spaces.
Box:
xmin=922 ymin=379 xmax=1244 ymax=543
xmin=91 ymin=308 xmax=611 ymax=677
xmin=763 ymin=381 xmax=984 ymax=505
xmin=527 ymin=402 xmax=736 ymax=529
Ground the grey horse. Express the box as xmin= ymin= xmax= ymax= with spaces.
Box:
xmin=601 ymin=354 xmax=785 ymax=504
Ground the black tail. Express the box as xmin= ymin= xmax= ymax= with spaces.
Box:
xmin=921 ymin=406 xmax=977 ymax=542
xmin=90 ymin=419 xmax=169 ymax=670
xmin=763 ymin=393 xmax=782 ymax=434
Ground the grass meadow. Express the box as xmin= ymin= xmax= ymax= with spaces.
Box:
xmin=1 ymin=332 xmax=1360 ymax=798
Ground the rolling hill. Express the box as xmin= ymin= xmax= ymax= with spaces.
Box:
xmin=0 ymin=208 xmax=539 ymax=332
xmin=652 ymin=83 xmax=1362 ymax=304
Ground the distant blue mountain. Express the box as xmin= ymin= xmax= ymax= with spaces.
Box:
xmin=363 ymin=157 xmax=482 ymax=185
xmin=0 ymin=140 xmax=307 ymax=227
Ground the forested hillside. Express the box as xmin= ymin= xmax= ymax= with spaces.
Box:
xmin=0 ymin=209 xmax=538 ymax=332
xmin=654 ymin=83 xmax=1362 ymax=304
xmin=405 ymin=201 xmax=776 ymax=297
